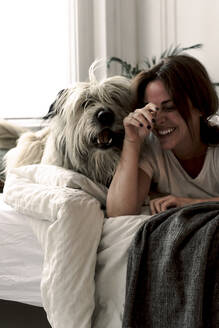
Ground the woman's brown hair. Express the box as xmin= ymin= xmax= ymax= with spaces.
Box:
xmin=131 ymin=54 xmax=219 ymax=145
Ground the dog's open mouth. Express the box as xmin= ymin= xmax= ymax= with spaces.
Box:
xmin=93 ymin=128 xmax=124 ymax=150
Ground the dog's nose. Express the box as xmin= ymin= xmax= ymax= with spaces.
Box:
xmin=96 ymin=108 xmax=115 ymax=126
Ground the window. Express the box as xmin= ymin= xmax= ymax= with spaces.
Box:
xmin=0 ymin=0 xmax=76 ymax=119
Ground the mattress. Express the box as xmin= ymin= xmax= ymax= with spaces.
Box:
xmin=0 ymin=194 xmax=43 ymax=306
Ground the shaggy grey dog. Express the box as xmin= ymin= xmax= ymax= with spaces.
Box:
xmin=4 ymin=68 xmax=133 ymax=187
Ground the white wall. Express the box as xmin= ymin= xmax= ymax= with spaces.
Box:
xmin=75 ymin=0 xmax=219 ymax=84
xmin=136 ymin=0 xmax=166 ymax=65
xmin=136 ymin=0 xmax=219 ymax=83
xmin=176 ymin=0 xmax=219 ymax=83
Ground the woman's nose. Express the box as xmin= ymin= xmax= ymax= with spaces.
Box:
xmin=155 ymin=109 xmax=166 ymax=124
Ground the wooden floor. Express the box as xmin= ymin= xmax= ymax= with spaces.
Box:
xmin=0 ymin=299 xmax=51 ymax=328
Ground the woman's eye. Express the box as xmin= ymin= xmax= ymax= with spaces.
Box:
xmin=163 ymin=106 xmax=176 ymax=112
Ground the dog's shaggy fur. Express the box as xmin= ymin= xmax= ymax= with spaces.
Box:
xmin=3 ymin=67 xmax=133 ymax=187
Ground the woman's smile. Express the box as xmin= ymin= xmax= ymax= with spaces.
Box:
xmin=156 ymin=127 xmax=176 ymax=136
xmin=154 ymin=125 xmax=178 ymax=150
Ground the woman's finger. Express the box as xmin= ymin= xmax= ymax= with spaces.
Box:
xmin=150 ymin=197 xmax=165 ymax=214
xmin=149 ymin=199 xmax=156 ymax=215
xmin=125 ymin=112 xmax=151 ymax=131
xmin=150 ymin=195 xmax=174 ymax=214
xmin=160 ymin=199 xmax=176 ymax=212
xmin=154 ymin=199 xmax=163 ymax=213
xmin=135 ymin=103 xmax=157 ymax=128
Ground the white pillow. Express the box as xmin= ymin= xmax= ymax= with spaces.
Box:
xmin=3 ymin=164 xmax=107 ymax=222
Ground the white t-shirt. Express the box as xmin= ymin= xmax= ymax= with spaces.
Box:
xmin=139 ymin=134 xmax=219 ymax=199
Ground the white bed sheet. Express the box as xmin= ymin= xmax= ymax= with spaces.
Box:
xmin=0 ymin=162 xmax=152 ymax=328
xmin=0 ymin=194 xmax=43 ymax=306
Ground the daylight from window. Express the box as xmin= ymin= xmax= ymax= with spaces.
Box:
xmin=0 ymin=0 xmax=74 ymax=118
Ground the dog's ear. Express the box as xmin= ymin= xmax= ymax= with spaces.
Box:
xmin=43 ymin=89 xmax=69 ymax=120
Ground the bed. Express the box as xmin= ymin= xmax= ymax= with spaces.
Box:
xmin=1 ymin=164 xmax=218 ymax=328
xmin=0 ymin=165 xmax=149 ymax=327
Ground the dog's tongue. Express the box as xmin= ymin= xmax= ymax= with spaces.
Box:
xmin=97 ymin=129 xmax=112 ymax=145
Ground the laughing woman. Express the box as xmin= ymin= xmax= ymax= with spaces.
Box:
xmin=106 ymin=55 xmax=219 ymax=217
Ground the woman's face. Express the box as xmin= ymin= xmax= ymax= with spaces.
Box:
xmin=144 ymin=79 xmax=201 ymax=159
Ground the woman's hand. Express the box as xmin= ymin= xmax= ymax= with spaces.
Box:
xmin=149 ymin=195 xmax=201 ymax=215
xmin=123 ymin=103 xmax=157 ymax=144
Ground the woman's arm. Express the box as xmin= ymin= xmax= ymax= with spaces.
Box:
xmin=106 ymin=103 xmax=156 ymax=217
xmin=106 ymin=139 xmax=151 ymax=217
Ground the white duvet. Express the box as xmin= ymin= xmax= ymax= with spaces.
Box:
xmin=3 ymin=165 xmax=151 ymax=328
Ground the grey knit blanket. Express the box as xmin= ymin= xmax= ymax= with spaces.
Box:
xmin=122 ymin=202 xmax=219 ymax=328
